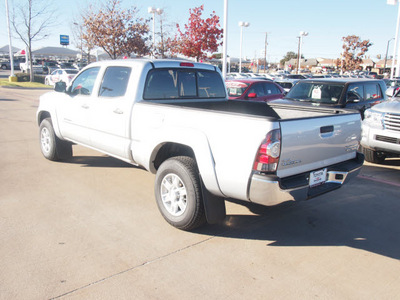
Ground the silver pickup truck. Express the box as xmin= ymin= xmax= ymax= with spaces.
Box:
xmin=36 ymin=59 xmax=364 ymax=230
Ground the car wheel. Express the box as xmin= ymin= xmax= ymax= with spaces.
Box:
xmin=1 ymin=65 xmax=7 ymax=70
xmin=39 ymin=118 xmax=72 ymax=161
xmin=362 ymin=147 xmax=386 ymax=164
xmin=155 ymin=156 xmax=206 ymax=230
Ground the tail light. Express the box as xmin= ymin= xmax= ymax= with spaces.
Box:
xmin=253 ymin=129 xmax=281 ymax=173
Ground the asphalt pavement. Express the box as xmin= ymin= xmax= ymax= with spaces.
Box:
xmin=1 ymin=85 xmax=400 ymax=300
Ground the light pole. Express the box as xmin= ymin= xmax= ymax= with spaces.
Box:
xmin=238 ymin=21 xmax=250 ymax=73
xmin=148 ymin=7 xmax=163 ymax=59
xmin=297 ymin=31 xmax=308 ymax=74
xmin=384 ymin=38 xmax=395 ymax=77
xmin=388 ymin=0 xmax=400 ymax=78
xmin=73 ymin=22 xmax=83 ymax=63
xmin=5 ymin=0 xmax=15 ymax=78
xmin=222 ymin=0 xmax=228 ymax=79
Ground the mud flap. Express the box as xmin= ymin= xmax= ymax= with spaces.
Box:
xmin=200 ymin=177 xmax=226 ymax=224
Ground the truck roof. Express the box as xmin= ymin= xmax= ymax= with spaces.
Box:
xmin=85 ymin=58 xmax=219 ymax=72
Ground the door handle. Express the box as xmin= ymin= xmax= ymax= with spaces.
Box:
xmin=81 ymin=104 xmax=89 ymax=109
xmin=320 ymin=125 xmax=334 ymax=138
xmin=113 ymin=108 xmax=124 ymax=114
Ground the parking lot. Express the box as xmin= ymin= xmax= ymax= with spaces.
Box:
xmin=1 ymin=82 xmax=400 ymax=299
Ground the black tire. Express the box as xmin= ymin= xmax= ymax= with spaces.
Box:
xmin=362 ymin=147 xmax=386 ymax=164
xmin=39 ymin=118 xmax=72 ymax=161
xmin=155 ymin=156 xmax=206 ymax=230
xmin=1 ymin=65 xmax=7 ymax=70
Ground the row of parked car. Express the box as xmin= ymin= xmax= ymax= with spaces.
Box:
xmin=225 ymin=75 xmax=399 ymax=164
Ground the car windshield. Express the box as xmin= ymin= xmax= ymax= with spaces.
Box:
xmin=226 ymin=82 xmax=250 ymax=97
xmin=285 ymin=82 xmax=344 ymax=104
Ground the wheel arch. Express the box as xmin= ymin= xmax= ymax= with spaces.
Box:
xmin=149 ymin=139 xmax=223 ymax=198
xmin=37 ymin=110 xmax=63 ymax=139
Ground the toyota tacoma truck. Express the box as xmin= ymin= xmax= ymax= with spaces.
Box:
xmin=37 ymin=59 xmax=364 ymax=230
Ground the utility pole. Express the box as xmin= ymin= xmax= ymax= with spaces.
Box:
xmin=264 ymin=33 xmax=268 ymax=73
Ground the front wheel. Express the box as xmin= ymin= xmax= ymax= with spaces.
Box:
xmin=39 ymin=118 xmax=72 ymax=161
xmin=155 ymin=156 xmax=206 ymax=230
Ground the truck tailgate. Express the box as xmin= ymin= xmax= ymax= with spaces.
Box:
xmin=277 ymin=113 xmax=361 ymax=178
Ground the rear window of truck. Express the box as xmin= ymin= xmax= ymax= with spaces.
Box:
xmin=143 ymin=68 xmax=226 ymax=100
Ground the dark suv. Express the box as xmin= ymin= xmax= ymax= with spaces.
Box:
xmin=273 ymin=78 xmax=387 ymax=118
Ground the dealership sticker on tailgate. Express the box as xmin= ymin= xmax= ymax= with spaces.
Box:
xmin=309 ymin=168 xmax=327 ymax=187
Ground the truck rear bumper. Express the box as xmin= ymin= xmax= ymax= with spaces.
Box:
xmin=248 ymin=152 xmax=364 ymax=206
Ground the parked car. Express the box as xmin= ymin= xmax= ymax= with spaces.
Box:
xmin=57 ymin=62 xmax=78 ymax=70
xmin=20 ymin=61 xmax=43 ymax=74
xmin=285 ymin=74 xmax=307 ymax=79
xmin=361 ymin=96 xmax=400 ymax=163
xmin=226 ymin=72 xmax=251 ymax=79
xmin=42 ymin=61 xmax=58 ymax=74
xmin=273 ymin=78 xmax=387 ymax=118
xmin=225 ymin=79 xmax=285 ymax=102
xmin=0 ymin=59 xmax=20 ymax=70
xmin=274 ymin=79 xmax=300 ymax=92
xmin=44 ymin=69 xmax=79 ymax=86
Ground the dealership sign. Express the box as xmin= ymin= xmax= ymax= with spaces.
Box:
xmin=60 ymin=35 xmax=69 ymax=46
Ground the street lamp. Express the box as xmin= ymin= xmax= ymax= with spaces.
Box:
xmin=297 ymin=31 xmax=308 ymax=74
xmin=73 ymin=22 xmax=83 ymax=63
xmin=238 ymin=21 xmax=250 ymax=73
xmin=148 ymin=7 xmax=163 ymax=59
xmin=384 ymin=38 xmax=395 ymax=77
xmin=388 ymin=0 xmax=400 ymax=78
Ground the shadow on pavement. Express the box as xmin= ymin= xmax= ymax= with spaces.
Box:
xmin=57 ymin=153 xmax=400 ymax=260
xmin=61 ymin=155 xmax=139 ymax=169
xmin=196 ymin=177 xmax=400 ymax=260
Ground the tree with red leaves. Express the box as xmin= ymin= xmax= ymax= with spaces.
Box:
xmin=171 ymin=5 xmax=223 ymax=62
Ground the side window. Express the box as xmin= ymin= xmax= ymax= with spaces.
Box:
xmin=70 ymin=67 xmax=100 ymax=96
xmin=247 ymin=83 xmax=265 ymax=97
xmin=365 ymin=83 xmax=382 ymax=100
xmin=99 ymin=67 xmax=132 ymax=97
xmin=263 ymin=83 xmax=281 ymax=95
xmin=347 ymin=84 xmax=364 ymax=102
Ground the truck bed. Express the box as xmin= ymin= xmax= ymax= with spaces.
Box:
xmin=159 ymin=99 xmax=354 ymax=120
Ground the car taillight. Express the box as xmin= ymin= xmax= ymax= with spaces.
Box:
xmin=253 ymin=129 xmax=281 ymax=173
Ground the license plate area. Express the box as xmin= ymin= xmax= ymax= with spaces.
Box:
xmin=309 ymin=168 xmax=327 ymax=187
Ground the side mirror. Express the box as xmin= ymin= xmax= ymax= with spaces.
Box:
xmin=54 ymin=81 xmax=67 ymax=93
xmin=247 ymin=92 xmax=257 ymax=99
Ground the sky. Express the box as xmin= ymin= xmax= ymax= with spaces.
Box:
xmin=0 ymin=0 xmax=399 ymax=63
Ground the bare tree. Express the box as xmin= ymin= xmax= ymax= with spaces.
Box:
xmin=82 ymin=0 xmax=150 ymax=59
xmin=71 ymin=17 xmax=95 ymax=64
xmin=153 ymin=10 xmax=176 ymax=58
xmin=11 ymin=0 xmax=57 ymax=81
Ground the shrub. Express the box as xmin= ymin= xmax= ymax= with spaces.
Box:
xmin=15 ymin=73 xmax=46 ymax=84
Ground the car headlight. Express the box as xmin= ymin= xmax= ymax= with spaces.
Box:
xmin=363 ymin=109 xmax=384 ymax=129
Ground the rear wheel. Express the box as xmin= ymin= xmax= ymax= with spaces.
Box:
xmin=155 ymin=156 xmax=206 ymax=230
xmin=39 ymin=118 xmax=72 ymax=161
xmin=362 ymin=147 xmax=386 ymax=164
